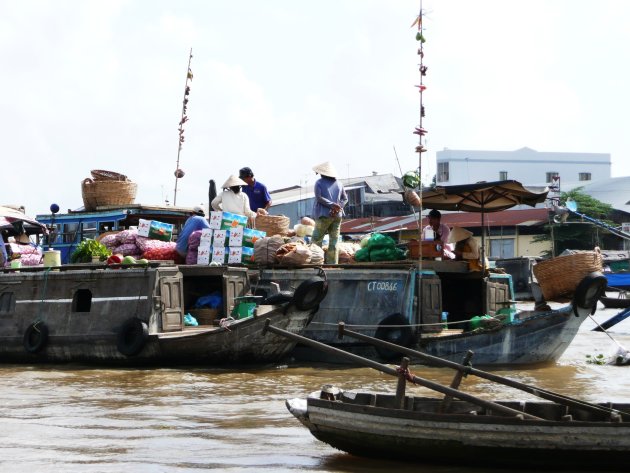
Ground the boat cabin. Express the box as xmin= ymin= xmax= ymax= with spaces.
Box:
xmin=36 ymin=204 xmax=197 ymax=264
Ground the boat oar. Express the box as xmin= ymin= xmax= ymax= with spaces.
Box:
xmin=337 ymin=322 xmax=629 ymax=422
xmin=263 ymin=320 xmax=544 ymax=420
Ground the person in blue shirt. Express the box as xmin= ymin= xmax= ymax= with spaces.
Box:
xmin=175 ymin=206 xmax=210 ymax=258
xmin=239 ymin=167 xmax=272 ymax=212
xmin=311 ymin=161 xmax=348 ymax=264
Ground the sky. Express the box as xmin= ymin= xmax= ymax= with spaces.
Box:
xmin=2 ymin=0 xmax=630 ymax=217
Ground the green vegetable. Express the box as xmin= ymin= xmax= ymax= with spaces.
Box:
xmin=70 ymin=239 xmax=112 ymax=263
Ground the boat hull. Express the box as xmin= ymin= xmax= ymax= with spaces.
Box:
xmin=288 ymin=394 xmax=630 ymax=469
xmin=255 ymin=266 xmax=594 ymax=366
xmin=0 ymin=265 xmax=314 ymax=365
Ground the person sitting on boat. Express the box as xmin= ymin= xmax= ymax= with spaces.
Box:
xmin=175 ymin=206 xmax=210 ymax=259
xmin=447 ymin=226 xmax=487 ymax=271
xmin=422 ymin=209 xmax=455 ymax=259
xmin=211 ymin=175 xmax=257 ymax=224
xmin=311 ymin=161 xmax=348 ymax=264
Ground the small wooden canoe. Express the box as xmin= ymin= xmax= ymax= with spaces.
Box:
xmin=288 ymin=390 xmax=630 ymax=470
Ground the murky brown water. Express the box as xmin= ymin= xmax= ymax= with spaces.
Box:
xmin=0 ymin=309 xmax=629 ymax=473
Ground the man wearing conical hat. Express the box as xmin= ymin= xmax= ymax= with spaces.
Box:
xmin=311 ymin=161 xmax=348 ymax=264
xmin=211 ymin=175 xmax=256 ymax=221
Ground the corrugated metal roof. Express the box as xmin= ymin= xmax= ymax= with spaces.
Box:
xmin=341 ymin=208 xmax=549 ymax=234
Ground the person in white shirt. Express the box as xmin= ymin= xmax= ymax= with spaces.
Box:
xmin=422 ymin=209 xmax=454 ymax=258
xmin=211 ymin=175 xmax=257 ymax=221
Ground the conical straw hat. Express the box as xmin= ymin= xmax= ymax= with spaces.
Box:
xmin=448 ymin=226 xmax=473 ymax=244
xmin=222 ymin=175 xmax=247 ymax=188
xmin=312 ymin=161 xmax=339 ymax=178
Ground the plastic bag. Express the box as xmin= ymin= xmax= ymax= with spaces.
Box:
xmin=194 ymin=292 xmax=223 ymax=309
xmin=184 ymin=313 xmax=199 ymax=326
xmin=254 ymin=236 xmax=284 ymax=264
xmin=308 ymin=243 xmax=325 ymax=265
xmin=369 ymin=247 xmax=405 ymax=262
xmin=277 ymin=242 xmax=311 ymax=265
xmin=367 ymin=233 xmax=396 ymax=250
xmin=354 ymin=247 xmax=370 ymax=262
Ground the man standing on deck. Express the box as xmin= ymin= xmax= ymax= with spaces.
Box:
xmin=311 ymin=161 xmax=348 ymax=264
xmin=239 ymin=167 xmax=272 ymax=213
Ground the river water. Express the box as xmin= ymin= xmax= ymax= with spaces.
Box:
xmin=1 ymin=308 xmax=629 ymax=473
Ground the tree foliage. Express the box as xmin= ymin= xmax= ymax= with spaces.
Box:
xmin=533 ymin=187 xmax=614 ymax=256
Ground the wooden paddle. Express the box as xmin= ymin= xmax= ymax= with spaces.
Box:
xmin=337 ymin=322 xmax=629 ymax=422
xmin=263 ymin=320 xmax=543 ymax=420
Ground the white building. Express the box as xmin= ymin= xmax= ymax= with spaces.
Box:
xmin=436 ymin=147 xmax=611 ymax=187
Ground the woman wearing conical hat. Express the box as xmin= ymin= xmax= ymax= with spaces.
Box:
xmin=447 ymin=226 xmax=486 ymax=272
xmin=211 ymin=175 xmax=257 ymax=221
xmin=311 ymin=161 xmax=348 ymax=264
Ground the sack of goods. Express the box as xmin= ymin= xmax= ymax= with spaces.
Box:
xmin=255 ymin=214 xmax=290 ymax=236
xmin=276 ymin=241 xmax=311 ymax=265
xmin=254 ymin=236 xmax=284 ymax=265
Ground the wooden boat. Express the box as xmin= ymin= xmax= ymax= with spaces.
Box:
xmin=0 ymin=263 xmax=326 ymax=365
xmin=266 ymin=322 xmax=630 ymax=470
xmin=253 ymin=180 xmax=608 ymax=366
xmin=254 ymin=266 xmax=607 ymax=366
xmin=600 ymin=289 xmax=630 ymax=309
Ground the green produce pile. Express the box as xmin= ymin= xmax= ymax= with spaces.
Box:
xmin=70 ymin=239 xmax=112 ymax=263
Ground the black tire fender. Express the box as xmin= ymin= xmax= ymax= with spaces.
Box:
xmin=263 ymin=290 xmax=294 ymax=305
xmin=23 ymin=321 xmax=49 ymax=354
xmin=573 ymin=272 xmax=608 ymax=316
xmin=292 ymin=277 xmax=328 ymax=311
xmin=374 ymin=313 xmax=414 ymax=360
xmin=117 ymin=318 xmax=149 ymax=357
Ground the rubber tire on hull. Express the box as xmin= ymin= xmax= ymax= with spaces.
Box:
xmin=117 ymin=318 xmax=149 ymax=357
xmin=573 ymin=272 xmax=607 ymax=316
xmin=263 ymin=290 xmax=294 ymax=305
xmin=374 ymin=313 xmax=414 ymax=361
xmin=292 ymin=277 xmax=328 ymax=311
xmin=23 ymin=321 xmax=49 ymax=354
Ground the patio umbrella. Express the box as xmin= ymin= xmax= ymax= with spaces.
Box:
xmin=420 ymin=180 xmax=549 ymax=266
xmin=0 ymin=206 xmax=48 ymax=236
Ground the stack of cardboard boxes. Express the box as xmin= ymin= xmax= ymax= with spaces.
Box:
xmin=197 ymin=211 xmax=266 ymax=264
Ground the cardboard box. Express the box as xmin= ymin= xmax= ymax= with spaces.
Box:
xmin=137 ymin=218 xmax=174 ymax=242
xmin=227 ymin=246 xmax=243 ymax=264
xmin=212 ymin=246 xmax=226 ymax=264
xmin=197 ymin=245 xmax=211 ymax=265
xmin=200 ymin=229 xmax=213 ymax=246
xmin=242 ymin=228 xmax=266 ymax=248
xmin=209 ymin=211 xmax=223 ymax=230
xmin=137 ymin=218 xmax=151 ymax=237
xmin=227 ymin=227 xmax=243 ymax=247
xmin=213 ymin=229 xmax=227 ymax=247
xmin=241 ymin=246 xmax=254 ymax=263
xmin=220 ymin=211 xmax=248 ymax=230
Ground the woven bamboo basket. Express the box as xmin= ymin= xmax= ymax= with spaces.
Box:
xmin=255 ymin=214 xmax=290 ymax=236
xmin=532 ymin=250 xmax=603 ymax=300
xmin=81 ymin=178 xmax=138 ymax=211
xmin=90 ymin=169 xmax=128 ymax=181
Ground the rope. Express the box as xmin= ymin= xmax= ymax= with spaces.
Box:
xmin=589 ymin=314 xmax=628 ymax=351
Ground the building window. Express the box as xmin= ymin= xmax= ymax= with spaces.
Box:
xmin=579 ymin=173 xmax=591 ymax=181
xmin=489 ymin=238 xmax=515 ymax=259
xmin=499 ymin=171 xmax=508 ymax=180
xmin=437 ymin=162 xmax=449 ymax=183
xmin=546 ymin=172 xmax=560 ymax=183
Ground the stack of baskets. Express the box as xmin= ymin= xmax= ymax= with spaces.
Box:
xmin=255 ymin=214 xmax=290 ymax=236
xmin=81 ymin=169 xmax=138 ymax=211
xmin=532 ymin=249 xmax=603 ymax=300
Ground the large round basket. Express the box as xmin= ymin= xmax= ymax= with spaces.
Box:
xmin=255 ymin=214 xmax=290 ymax=236
xmin=90 ymin=169 xmax=128 ymax=181
xmin=81 ymin=178 xmax=138 ymax=211
xmin=532 ymin=250 xmax=603 ymax=300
